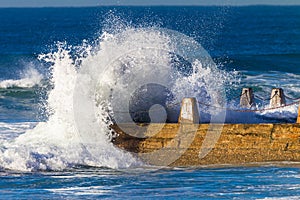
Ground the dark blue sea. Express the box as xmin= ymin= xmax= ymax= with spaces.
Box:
xmin=0 ymin=6 xmax=300 ymax=199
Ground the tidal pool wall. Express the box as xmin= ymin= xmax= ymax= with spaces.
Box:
xmin=112 ymin=123 xmax=300 ymax=166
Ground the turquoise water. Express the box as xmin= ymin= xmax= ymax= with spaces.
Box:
xmin=0 ymin=6 xmax=299 ymax=199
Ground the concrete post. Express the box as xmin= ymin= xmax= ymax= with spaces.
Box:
xmin=297 ymin=104 xmax=300 ymax=124
xmin=269 ymin=88 xmax=286 ymax=108
xmin=240 ymin=88 xmax=254 ymax=108
xmin=178 ymin=97 xmax=200 ymax=124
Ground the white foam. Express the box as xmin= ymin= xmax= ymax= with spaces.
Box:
xmin=47 ymin=186 xmax=110 ymax=196
xmin=0 ymin=122 xmax=36 ymax=141
xmin=258 ymin=196 xmax=300 ymax=200
xmin=241 ymin=71 xmax=300 ymax=98
xmin=227 ymin=70 xmax=300 ymax=123
xmin=0 ymin=67 xmax=43 ymax=88
xmin=0 ymin=40 xmax=140 ymax=171
xmin=0 ymin=24 xmax=232 ymax=171
xmin=258 ymin=104 xmax=298 ymax=120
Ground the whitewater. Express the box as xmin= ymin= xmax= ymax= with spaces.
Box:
xmin=0 ymin=6 xmax=300 ymax=199
xmin=0 ymin=26 xmax=299 ymax=171
xmin=0 ymin=24 xmax=232 ymax=171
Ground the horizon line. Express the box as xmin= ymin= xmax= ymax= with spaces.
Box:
xmin=0 ymin=4 xmax=300 ymax=8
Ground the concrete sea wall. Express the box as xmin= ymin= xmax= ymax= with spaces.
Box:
xmin=112 ymin=123 xmax=300 ymax=166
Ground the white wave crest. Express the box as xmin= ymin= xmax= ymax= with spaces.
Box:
xmin=0 ymin=26 xmax=231 ymax=171
xmin=0 ymin=67 xmax=43 ymax=88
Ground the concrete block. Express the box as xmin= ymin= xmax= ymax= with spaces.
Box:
xmin=297 ymin=104 xmax=300 ymax=124
xmin=239 ymin=88 xmax=254 ymax=108
xmin=269 ymin=88 xmax=286 ymax=108
xmin=178 ymin=98 xmax=200 ymax=124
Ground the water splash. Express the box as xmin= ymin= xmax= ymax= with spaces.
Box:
xmin=0 ymin=41 xmax=140 ymax=171
xmin=0 ymin=24 xmax=232 ymax=171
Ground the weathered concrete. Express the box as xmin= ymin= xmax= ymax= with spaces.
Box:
xmin=270 ymin=88 xmax=286 ymax=108
xmin=178 ymin=98 xmax=199 ymax=124
xmin=112 ymin=123 xmax=300 ymax=166
xmin=240 ymin=88 xmax=254 ymax=108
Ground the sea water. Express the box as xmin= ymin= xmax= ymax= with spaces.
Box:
xmin=0 ymin=6 xmax=299 ymax=199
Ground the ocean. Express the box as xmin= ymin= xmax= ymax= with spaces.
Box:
xmin=0 ymin=6 xmax=300 ymax=199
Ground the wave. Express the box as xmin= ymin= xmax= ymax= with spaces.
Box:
xmin=0 ymin=67 xmax=43 ymax=89
xmin=223 ymin=70 xmax=300 ymax=123
xmin=0 ymin=18 xmax=236 ymax=171
xmin=0 ymin=15 xmax=298 ymax=171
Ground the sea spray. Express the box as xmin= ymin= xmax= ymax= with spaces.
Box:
xmin=0 ymin=25 xmax=235 ymax=171
xmin=0 ymin=42 xmax=139 ymax=171
xmin=72 ymin=27 xmax=232 ymax=166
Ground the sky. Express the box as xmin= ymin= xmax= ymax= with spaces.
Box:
xmin=0 ymin=0 xmax=300 ymax=7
